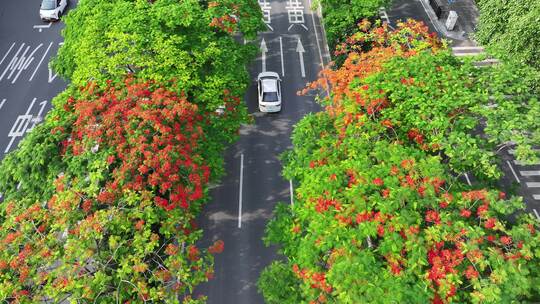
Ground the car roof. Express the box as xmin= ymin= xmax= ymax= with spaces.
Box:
xmin=261 ymin=78 xmax=278 ymax=92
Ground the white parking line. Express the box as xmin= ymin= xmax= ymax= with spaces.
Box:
xmin=533 ymin=209 xmax=540 ymax=221
xmin=520 ymin=170 xmax=540 ymax=177
xmin=506 ymin=160 xmax=521 ymax=183
xmin=238 ymin=153 xmax=244 ymax=229
xmin=289 ymin=180 xmax=294 ymax=205
xmin=279 ymin=36 xmax=285 ymax=77
xmin=526 ymin=182 xmax=540 ymax=188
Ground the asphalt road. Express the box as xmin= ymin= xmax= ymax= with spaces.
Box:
xmin=194 ymin=0 xmax=329 ymax=302
xmin=0 ymin=1 xmax=70 ymax=160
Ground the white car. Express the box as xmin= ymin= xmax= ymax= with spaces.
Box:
xmin=40 ymin=0 xmax=68 ymax=21
xmin=257 ymin=72 xmax=282 ymax=113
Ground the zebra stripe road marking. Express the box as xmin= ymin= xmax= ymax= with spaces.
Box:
xmin=520 ymin=170 xmax=540 ymax=177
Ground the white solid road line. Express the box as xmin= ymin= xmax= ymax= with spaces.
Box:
xmin=526 ymin=182 xmax=540 ymax=188
xmin=520 ymin=170 xmax=540 ymax=177
xmin=464 ymin=173 xmax=472 ymax=186
xmin=0 ymin=42 xmax=16 ymax=68
xmin=309 ymin=0 xmax=331 ymax=97
xmin=238 ymin=153 xmax=244 ymax=229
xmin=29 ymin=42 xmax=53 ymax=82
xmin=533 ymin=209 xmax=540 ymax=221
xmin=289 ymin=180 xmax=294 ymax=206
xmin=279 ymin=36 xmax=284 ymax=77
xmin=506 ymin=160 xmax=521 ymax=184
xmin=533 ymin=194 xmax=540 ymax=201
xmin=296 ymin=37 xmax=306 ymax=78
xmin=260 ymin=38 xmax=268 ymax=73
xmin=308 ymin=0 xmax=324 ymax=70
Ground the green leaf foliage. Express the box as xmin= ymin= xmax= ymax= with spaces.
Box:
xmin=316 ymin=0 xmax=390 ymax=52
xmin=476 ymin=0 xmax=540 ymax=71
xmin=259 ymin=20 xmax=540 ymax=304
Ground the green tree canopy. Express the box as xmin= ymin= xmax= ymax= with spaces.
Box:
xmin=259 ymin=20 xmax=540 ymax=304
xmin=476 ymin=0 xmax=540 ymax=71
xmin=53 ymin=0 xmax=264 ymax=109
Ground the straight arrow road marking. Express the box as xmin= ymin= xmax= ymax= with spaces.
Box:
xmin=279 ymin=36 xmax=285 ymax=77
xmin=296 ymin=37 xmax=305 ymax=78
xmin=238 ymin=153 xmax=244 ymax=229
xmin=260 ymin=38 xmax=267 ymax=73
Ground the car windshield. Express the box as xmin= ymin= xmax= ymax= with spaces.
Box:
xmin=263 ymin=92 xmax=279 ymax=102
xmin=41 ymin=0 xmax=56 ymax=10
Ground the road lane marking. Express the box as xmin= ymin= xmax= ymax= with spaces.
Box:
xmin=29 ymin=42 xmax=53 ymax=82
xmin=526 ymin=182 xmax=540 ymax=188
xmin=308 ymin=0 xmax=324 ymax=67
xmin=533 ymin=209 xmax=540 ymax=221
xmin=260 ymin=38 xmax=268 ymax=73
xmin=464 ymin=173 xmax=472 ymax=186
xmin=533 ymin=195 xmax=540 ymax=201
xmin=0 ymin=99 xmax=5 ymax=110
xmin=33 ymin=22 xmax=52 ymax=32
xmin=308 ymin=0 xmax=331 ymax=97
xmin=238 ymin=153 xmax=244 ymax=228
xmin=289 ymin=180 xmax=294 ymax=205
xmin=0 ymin=42 xmax=16 ymax=67
xmin=279 ymin=36 xmax=285 ymax=77
xmin=520 ymin=170 xmax=540 ymax=177
xmin=296 ymin=37 xmax=306 ymax=78
xmin=0 ymin=43 xmax=25 ymax=82
xmin=379 ymin=7 xmax=390 ymax=25
xmin=514 ymin=160 xmax=540 ymax=165
xmin=506 ymin=160 xmax=521 ymax=184
xmin=509 ymin=149 xmax=540 ymax=155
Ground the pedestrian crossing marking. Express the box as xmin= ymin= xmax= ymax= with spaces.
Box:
xmin=520 ymin=171 xmax=540 ymax=177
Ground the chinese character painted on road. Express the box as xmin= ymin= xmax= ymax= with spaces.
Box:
xmin=258 ymin=0 xmax=274 ymax=31
xmin=5 ymin=98 xmax=47 ymax=153
xmin=286 ymin=0 xmax=308 ymax=31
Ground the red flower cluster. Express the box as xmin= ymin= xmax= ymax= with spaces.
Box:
xmin=68 ymin=79 xmax=209 ymax=212
xmin=425 ymin=210 xmax=441 ymax=225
